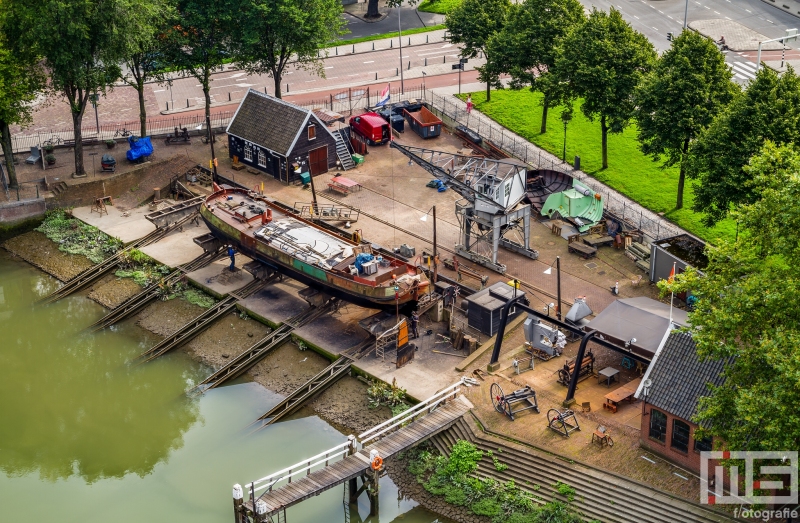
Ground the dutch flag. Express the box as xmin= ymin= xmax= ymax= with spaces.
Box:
xmin=375 ymin=83 xmax=391 ymax=107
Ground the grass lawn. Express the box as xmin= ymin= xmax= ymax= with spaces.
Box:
xmin=463 ymin=90 xmax=736 ymax=244
xmin=418 ymin=0 xmax=462 ymax=14
xmin=336 ymin=24 xmax=446 ymax=47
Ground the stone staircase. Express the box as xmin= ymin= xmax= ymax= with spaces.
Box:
xmin=50 ymin=181 xmax=67 ymax=197
xmin=333 ymin=129 xmax=355 ymax=171
xmin=430 ymin=415 xmax=737 ymax=523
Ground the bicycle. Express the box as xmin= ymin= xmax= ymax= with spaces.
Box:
xmin=114 ymin=128 xmax=133 ymax=138
xmin=43 ymin=134 xmax=63 ymax=147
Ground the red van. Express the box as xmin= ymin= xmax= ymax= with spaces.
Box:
xmin=349 ymin=112 xmax=390 ymax=145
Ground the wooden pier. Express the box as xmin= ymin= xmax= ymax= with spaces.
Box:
xmin=236 ymin=381 xmax=471 ymax=522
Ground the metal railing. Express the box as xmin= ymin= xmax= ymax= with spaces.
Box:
xmin=358 ymin=378 xmax=465 ymax=446
xmin=424 ymin=90 xmax=685 ymax=242
xmin=247 ymin=438 xmax=355 ymax=500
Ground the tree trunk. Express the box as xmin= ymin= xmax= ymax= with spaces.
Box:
xmin=72 ymin=108 xmax=86 ymax=176
xmin=540 ymin=98 xmax=549 ymax=134
xmin=0 ymin=121 xmax=17 ymax=187
xmin=486 ymin=79 xmax=491 ymax=102
xmin=676 ymin=137 xmax=690 ymax=210
xmin=600 ymin=114 xmax=608 ymax=170
xmin=273 ymin=75 xmax=282 ymax=99
xmin=366 ymin=0 xmax=380 ymax=18
xmin=138 ymin=79 xmax=147 ymax=137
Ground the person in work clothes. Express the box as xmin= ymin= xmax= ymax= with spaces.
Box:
xmin=410 ymin=311 xmax=419 ymax=339
xmin=227 ymin=245 xmax=237 ymax=272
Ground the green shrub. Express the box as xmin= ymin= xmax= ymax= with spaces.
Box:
xmin=444 ymin=484 xmax=468 ymax=506
xmin=36 ymin=209 xmax=123 ymax=263
xmin=472 ymin=498 xmax=502 ymax=517
xmin=554 ymin=481 xmax=576 ymax=502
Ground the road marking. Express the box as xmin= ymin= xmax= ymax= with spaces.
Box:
xmin=668 ymin=15 xmax=673 ymax=19
xmin=704 ymin=5 xmax=710 ymax=9
xmin=767 ymin=19 xmax=773 ymax=23
xmin=153 ymin=89 xmax=165 ymax=92
xmin=634 ymin=15 xmax=639 ymax=19
xmin=726 ymin=16 xmax=731 ymax=20
xmin=745 ymin=8 xmax=751 ymax=12
xmin=653 ymin=26 xmax=659 ymax=31
xmin=658 ymin=10 xmax=663 ymax=13
xmin=714 ymin=11 xmax=720 ymax=14
xmin=363 ymin=60 xmax=375 ymax=63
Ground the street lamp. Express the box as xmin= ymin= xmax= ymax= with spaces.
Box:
xmin=561 ymin=110 xmax=572 ymax=162
xmin=89 ymin=93 xmax=100 ymax=133
xmin=422 ymin=71 xmax=427 ymax=91
xmin=683 ymin=0 xmax=688 ymax=29
xmin=167 ymin=78 xmax=174 ymax=111
xmin=543 ymin=256 xmax=562 ymax=321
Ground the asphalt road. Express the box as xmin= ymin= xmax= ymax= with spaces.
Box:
xmin=343 ymin=6 xmax=444 ymax=39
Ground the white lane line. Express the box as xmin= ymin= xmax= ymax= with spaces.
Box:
xmin=324 ymin=66 xmax=334 ymax=69
xmin=714 ymin=11 xmax=720 ymax=14
xmin=658 ymin=10 xmax=663 ymax=13
xmin=734 ymin=73 xmax=746 ymax=80
xmin=745 ymin=8 xmax=751 ymax=12
xmin=634 ymin=15 xmax=639 ymax=19
xmin=153 ymin=89 xmax=165 ymax=92
xmin=726 ymin=16 xmax=731 ymax=20
xmin=653 ymin=26 xmax=659 ymax=31
xmin=668 ymin=15 xmax=673 ymax=19
xmin=363 ymin=60 xmax=375 ymax=63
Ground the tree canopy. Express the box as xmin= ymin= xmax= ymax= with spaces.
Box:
xmin=487 ymin=0 xmax=585 ymax=133
xmin=686 ymin=67 xmax=800 ymax=225
xmin=4 ymin=0 xmax=132 ymax=176
xmin=232 ymin=0 xmax=346 ymax=99
xmin=635 ymin=30 xmax=737 ymax=210
xmin=663 ymin=141 xmax=800 ymax=453
xmin=553 ymin=8 xmax=656 ymax=169
xmin=0 ymin=28 xmax=46 ymax=187
xmin=445 ymin=0 xmax=510 ymax=101
xmin=120 ymin=0 xmax=176 ymax=137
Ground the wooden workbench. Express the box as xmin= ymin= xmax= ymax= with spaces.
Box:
xmin=603 ymin=377 xmax=642 ymax=413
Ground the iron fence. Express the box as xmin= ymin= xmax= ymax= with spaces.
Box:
xmin=424 ymin=90 xmax=683 ymax=242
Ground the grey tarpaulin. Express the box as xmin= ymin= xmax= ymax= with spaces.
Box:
xmin=585 ymin=297 xmax=688 ymax=357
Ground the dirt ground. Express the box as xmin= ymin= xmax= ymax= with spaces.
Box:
xmin=87 ymin=275 xmax=142 ymax=309
xmin=2 ymin=230 xmax=93 ymax=281
xmin=136 ymin=298 xmax=206 ymax=336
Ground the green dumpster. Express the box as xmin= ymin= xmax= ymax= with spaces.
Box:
xmin=352 ymin=154 xmax=364 ymax=165
xmin=299 ymin=172 xmax=311 ymax=184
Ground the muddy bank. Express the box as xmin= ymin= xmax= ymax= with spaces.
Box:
xmin=2 ymin=231 xmax=93 ymax=281
xmin=136 ymin=299 xmax=206 ymax=337
xmin=87 ymin=276 xmax=143 ymax=309
xmin=184 ymin=313 xmax=272 ymax=369
xmin=385 ymin=454 xmax=491 ymax=523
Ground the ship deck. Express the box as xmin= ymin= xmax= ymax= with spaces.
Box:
xmin=205 ymin=190 xmax=423 ymax=291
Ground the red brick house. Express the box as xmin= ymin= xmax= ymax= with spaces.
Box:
xmin=634 ymin=330 xmax=730 ymax=475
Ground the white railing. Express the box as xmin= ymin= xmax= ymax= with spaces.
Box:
xmin=247 ymin=438 xmax=354 ymax=498
xmin=358 ymin=378 xmax=465 ymax=446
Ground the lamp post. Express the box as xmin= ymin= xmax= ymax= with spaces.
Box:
xmin=561 ymin=111 xmax=572 ymax=162
xmin=683 ymin=0 xmax=688 ymax=29
xmin=167 ymin=78 xmax=174 ymax=111
xmin=543 ymin=256 xmax=562 ymax=321
xmin=398 ymin=5 xmax=404 ymax=94
xmin=89 ymin=93 xmax=100 ymax=133
xmin=420 ymin=206 xmax=438 ymax=285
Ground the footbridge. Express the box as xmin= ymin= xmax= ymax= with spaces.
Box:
xmin=232 ymin=379 xmax=472 ymax=523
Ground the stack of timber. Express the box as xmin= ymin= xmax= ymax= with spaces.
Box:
xmin=451 ymin=329 xmax=478 ymax=354
xmin=626 ymin=241 xmax=651 ymax=273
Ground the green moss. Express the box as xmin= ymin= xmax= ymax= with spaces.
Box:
xmin=418 ymin=0 xmax=462 ymax=14
xmin=461 ymin=90 xmax=737 ymax=244
xmin=36 ymin=209 xmax=122 ymax=263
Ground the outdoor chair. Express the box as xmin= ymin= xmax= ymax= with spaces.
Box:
xmin=581 ymin=401 xmax=591 ymax=413
xmin=25 ymin=146 xmax=41 ymax=165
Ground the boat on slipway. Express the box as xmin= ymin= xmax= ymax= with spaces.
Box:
xmin=200 ymin=186 xmax=429 ymax=309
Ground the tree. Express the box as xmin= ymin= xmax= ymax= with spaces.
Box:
xmin=445 ymin=0 xmax=510 ymax=102
xmin=120 ymin=0 xmax=176 ymax=137
xmin=634 ymin=30 xmax=737 ymax=210
xmin=487 ymin=0 xmax=585 ymax=133
xmin=366 ymin=0 xmax=409 ymax=19
xmin=4 ymin=0 xmax=131 ymax=177
xmin=232 ymin=0 xmax=346 ymax=100
xmin=0 ymin=31 xmax=46 ymax=187
xmin=553 ymin=8 xmax=656 ymax=169
xmin=686 ymin=67 xmax=800 ymax=225
xmin=662 ymin=141 xmax=800 ymax=453
xmin=163 ymin=0 xmax=233 ymax=162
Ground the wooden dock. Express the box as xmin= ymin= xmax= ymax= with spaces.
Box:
xmin=245 ymin=398 xmax=470 ymax=518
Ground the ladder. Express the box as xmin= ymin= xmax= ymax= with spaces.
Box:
xmin=333 ymin=129 xmax=355 ymax=171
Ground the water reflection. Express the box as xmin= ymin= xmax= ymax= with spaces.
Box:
xmin=0 ymin=252 xmax=204 ymax=483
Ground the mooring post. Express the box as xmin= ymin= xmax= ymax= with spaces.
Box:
xmin=368 ymin=469 xmax=380 ymax=516
xmin=232 ymin=484 xmax=244 ymax=523
xmin=255 ymin=499 xmax=268 ymax=522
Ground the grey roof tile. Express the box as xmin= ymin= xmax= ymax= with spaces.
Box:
xmin=227 ymin=90 xmax=309 ymax=156
xmin=644 ymin=331 xmax=730 ymax=424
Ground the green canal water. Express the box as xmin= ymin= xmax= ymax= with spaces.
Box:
xmin=0 ymin=251 xmax=452 ymax=523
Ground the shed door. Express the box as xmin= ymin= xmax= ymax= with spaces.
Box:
xmin=309 ymin=145 xmax=328 ymax=176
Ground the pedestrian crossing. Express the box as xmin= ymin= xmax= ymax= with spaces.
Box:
xmin=728 ymin=59 xmax=758 ymax=81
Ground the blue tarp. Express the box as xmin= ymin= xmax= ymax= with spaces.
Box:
xmin=354 ymin=253 xmax=374 ymax=273
xmin=126 ymin=136 xmax=153 ymax=161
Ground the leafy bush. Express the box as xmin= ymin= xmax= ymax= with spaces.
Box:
xmin=554 ymin=482 xmax=576 ymax=502
xmin=36 ymin=209 xmax=123 ymax=263
xmin=472 ymin=498 xmax=502 ymax=517
xmin=367 ymin=378 xmax=408 ymax=410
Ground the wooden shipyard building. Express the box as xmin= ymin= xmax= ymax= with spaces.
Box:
xmin=226 ymin=89 xmax=339 ymax=184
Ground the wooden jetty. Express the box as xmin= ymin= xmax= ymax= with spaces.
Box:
xmin=235 ymin=381 xmax=471 ymax=522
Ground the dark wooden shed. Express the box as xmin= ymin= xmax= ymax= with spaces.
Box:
xmin=465 ymin=282 xmax=526 ymax=336
xmin=226 ymin=89 xmax=342 ymax=184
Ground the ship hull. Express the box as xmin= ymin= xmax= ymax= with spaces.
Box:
xmin=201 ymin=210 xmax=417 ymax=311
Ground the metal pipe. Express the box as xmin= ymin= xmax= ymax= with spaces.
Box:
xmin=556 ymin=256 xmax=562 ymax=321
xmin=565 ymin=330 xmax=596 ymax=405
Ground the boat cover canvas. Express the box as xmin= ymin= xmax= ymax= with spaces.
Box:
xmin=126 ymin=136 xmax=153 ymax=161
xmin=586 ymin=297 xmax=688 ymax=356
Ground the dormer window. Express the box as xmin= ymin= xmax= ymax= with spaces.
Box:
xmin=308 ymin=124 xmax=316 ymax=140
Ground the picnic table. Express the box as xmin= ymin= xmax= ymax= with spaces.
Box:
xmin=328 ymin=176 xmax=362 ymax=196
xmin=597 ymin=367 xmax=620 ymax=387
xmin=583 ymin=233 xmax=614 ymax=248
xmin=567 ymin=234 xmax=597 ymax=259
xmin=602 ymin=377 xmax=642 ymax=413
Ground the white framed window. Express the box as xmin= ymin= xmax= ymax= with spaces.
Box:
xmin=258 ymin=149 xmax=266 ymax=167
xmin=308 ymin=124 xmax=316 ymax=140
xmin=244 ymin=143 xmax=253 ymax=162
